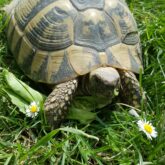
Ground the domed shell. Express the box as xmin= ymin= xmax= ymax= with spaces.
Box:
xmin=7 ymin=0 xmax=142 ymax=84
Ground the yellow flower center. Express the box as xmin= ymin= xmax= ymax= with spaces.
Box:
xmin=30 ymin=105 xmax=37 ymax=113
xmin=144 ymin=124 xmax=153 ymax=134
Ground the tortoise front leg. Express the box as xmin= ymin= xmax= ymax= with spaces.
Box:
xmin=118 ymin=70 xmax=142 ymax=108
xmin=44 ymin=79 xmax=78 ymax=128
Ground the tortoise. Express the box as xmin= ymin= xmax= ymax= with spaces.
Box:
xmin=5 ymin=0 xmax=143 ymax=127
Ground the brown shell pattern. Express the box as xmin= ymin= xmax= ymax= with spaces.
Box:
xmin=7 ymin=0 xmax=142 ymax=84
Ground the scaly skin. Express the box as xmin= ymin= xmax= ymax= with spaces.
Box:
xmin=44 ymin=79 xmax=78 ymax=128
xmin=44 ymin=68 xmax=142 ymax=128
xmin=118 ymin=70 xmax=142 ymax=108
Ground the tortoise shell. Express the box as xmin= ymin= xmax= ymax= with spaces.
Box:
xmin=7 ymin=0 xmax=142 ymax=84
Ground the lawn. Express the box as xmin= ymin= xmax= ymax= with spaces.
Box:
xmin=0 ymin=0 xmax=165 ymax=164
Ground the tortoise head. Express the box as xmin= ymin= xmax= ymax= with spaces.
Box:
xmin=89 ymin=67 xmax=121 ymax=99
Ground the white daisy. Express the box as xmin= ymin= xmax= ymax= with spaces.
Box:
xmin=25 ymin=101 xmax=40 ymax=118
xmin=137 ymin=119 xmax=158 ymax=140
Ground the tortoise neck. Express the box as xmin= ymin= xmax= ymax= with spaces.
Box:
xmin=77 ymin=75 xmax=91 ymax=96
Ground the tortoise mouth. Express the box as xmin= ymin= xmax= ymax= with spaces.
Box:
xmin=90 ymin=82 xmax=120 ymax=98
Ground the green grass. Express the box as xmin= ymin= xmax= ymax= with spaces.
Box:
xmin=0 ymin=0 xmax=165 ymax=164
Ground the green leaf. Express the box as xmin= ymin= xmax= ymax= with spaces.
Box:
xmin=67 ymin=107 xmax=96 ymax=124
xmin=67 ymin=96 xmax=110 ymax=124
xmin=4 ymin=88 xmax=28 ymax=114
xmin=0 ymin=69 xmax=46 ymax=115
xmin=3 ymin=69 xmax=45 ymax=104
